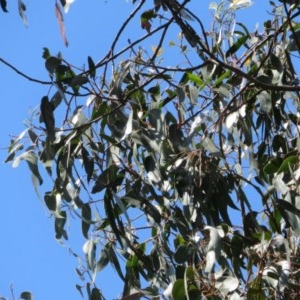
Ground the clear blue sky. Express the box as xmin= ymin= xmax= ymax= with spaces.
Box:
xmin=0 ymin=1 xmax=269 ymax=299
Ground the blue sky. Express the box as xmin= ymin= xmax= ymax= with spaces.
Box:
xmin=0 ymin=1 xmax=270 ymax=299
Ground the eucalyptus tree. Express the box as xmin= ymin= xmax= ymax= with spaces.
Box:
xmin=5 ymin=0 xmax=300 ymax=299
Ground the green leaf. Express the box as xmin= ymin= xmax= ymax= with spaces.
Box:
xmin=236 ymin=22 xmax=250 ymax=36
xmin=215 ymin=70 xmax=232 ymax=86
xmin=172 ymin=279 xmax=186 ymax=300
xmin=263 ymin=157 xmax=282 ymax=175
xmin=91 ymin=288 xmax=103 ymax=300
xmin=126 ymin=254 xmax=139 ymax=268
xmin=226 ymin=35 xmax=248 ymax=57
xmin=277 ymin=155 xmax=298 ymax=174
xmin=187 ymin=72 xmax=204 ymax=86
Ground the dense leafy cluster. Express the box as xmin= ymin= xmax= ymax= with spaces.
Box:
xmin=5 ymin=0 xmax=300 ymax=299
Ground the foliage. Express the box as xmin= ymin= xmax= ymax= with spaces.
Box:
xmin=5 ymin=0 xmax=300 ymax=299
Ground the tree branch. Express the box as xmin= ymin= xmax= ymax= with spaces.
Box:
xmin=0 ymin=57 xmax=52 ymax=85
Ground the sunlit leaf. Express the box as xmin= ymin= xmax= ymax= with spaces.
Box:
xmin=62 ymin=0 xmax=75 ymax=13
xmin=202 ymin=136 xmax=219 ymax=154
xmin=13 ymin=150 xmax=43 ymax=186
xmin=215 ymin=276 xmax=239 ymax=296
xmin=121 ymin=109 xmax=133 ymax=141
xmin=229 ymin=0 xmax=253 ymax=9
xmin=83 ymin=239 xmax=96 ymax=270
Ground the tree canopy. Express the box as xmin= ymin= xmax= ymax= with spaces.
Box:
xmin=4 ymin=0 xmax=300 ymax=299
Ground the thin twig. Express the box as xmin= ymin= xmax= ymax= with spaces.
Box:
xmin=0 ymin=57 xmax=52 ymax=84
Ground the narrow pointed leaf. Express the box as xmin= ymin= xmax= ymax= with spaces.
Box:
xmin=40 ymin=96 xmax=55 ymax=141
xmin=81 ymin=147 xmax=94 ymax=183
xmin=18 ymin=0 xmax=28 ymax=26
xmin=226 ymin=35 xmax=248 ymax=57
xmin=82 ymin=202 xmax=92 ymax=239
xmin=55 ymin=1 xmax=68 ymax=46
